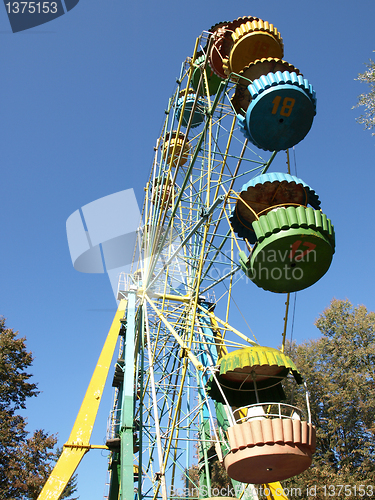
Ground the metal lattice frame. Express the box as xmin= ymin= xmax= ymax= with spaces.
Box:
xmin=106 ymin=32 xmax=279 ymax=500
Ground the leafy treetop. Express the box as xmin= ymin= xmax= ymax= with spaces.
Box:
xmin=354 ymin=55 xmax=375 ymax=135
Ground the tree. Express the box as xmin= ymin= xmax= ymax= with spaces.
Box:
xmin=0 ymin=317 xmax=78 ymax=499
xmin=184 ymin=439 xmax=234 ymax=497
xmin=185 ymin=456 xmax=234 ymax=496
xmin=283 ymin=299 xmax=375 ymax=498
xmin=6 ymin=430 xmax=57 ymax=500
xmin=353 ymin=55 xmax=375 ymax=135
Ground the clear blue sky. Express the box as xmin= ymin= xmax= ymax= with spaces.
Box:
xmin=1 ymin=1 xmax=375 ymax=498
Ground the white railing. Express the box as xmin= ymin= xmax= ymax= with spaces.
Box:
xmin=102 ymin=470 xmax=111 ymax=500
xmin=117 ymin=272 xmax=130 ymax=299
xmin=233 ymin=402 xmax=306 ymax=424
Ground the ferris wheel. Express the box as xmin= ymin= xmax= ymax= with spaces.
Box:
xmin=37 ymin=15 xmax=335 ymax=500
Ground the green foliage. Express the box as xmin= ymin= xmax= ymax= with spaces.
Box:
xmin=185 ymin=458 xmax=235 ymax=498
xmin=0 ymin=317 xmax=78 ymax=500
xmin=184 ymin=441 xmax=234 ymax=498
xmin=185 ymin=463 xmax=199 ymax=493
xmin=284 ymin=299 xmax=375 ymax=498
xmin=0 ymin=317 xmax=39 ymax=411
xmin=6 ymin=430 xmax=57 ymax=500
xmin=210 ymin=459 xmax=234 ymax=493
xmin=354 ymin=55 xmax=375 ymax=134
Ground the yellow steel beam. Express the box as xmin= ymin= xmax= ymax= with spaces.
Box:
xmin=37 ymin=299 xmax=127 ymax=500
xmin=263 ymin=482 xmax=289 ymax=500
xmin=208 ymin=312 xmax=228 ymax=359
